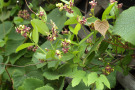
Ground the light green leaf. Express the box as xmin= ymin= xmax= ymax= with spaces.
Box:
xmin=64 ymin=17 xmax=78 ymax=25
xmin=96 ymin=80 xmax=104 ymax=90
xmin=88 ymin=72 xmax=98 ymax=86
xmin=113 ymin=7 xmax=135 ymax=45
xmin=69 ymin=25 xmax=74 ymax=33
xmin=31 ymin=19 xmax=49 ymax=35
xmin=99 ymin=74 xmax=110 ymax=89
xmin=35 ymin=85 xmax=54 ymax=90
xmin=74 ymin=23 xmax=81 ymax=35
xmin=102 ymin=3 xmax=115 ymax=20
xmin=32 ymin=26 xmax=39 ymax=44
xmin=0 ymin=39 xmax=5 ymax=47
xmin=72 ymin=70 xmax=86 ymax=87
xmin=16 ymin=43 xmax=34 ymax=52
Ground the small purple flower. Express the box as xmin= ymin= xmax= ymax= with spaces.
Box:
xmin=89 ymin=0 xmax=97 ymax=9
xmin=62 ymin=47 xmax=69 ymax=53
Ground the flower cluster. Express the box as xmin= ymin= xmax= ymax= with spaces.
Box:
xmin=56 ymin=50 xmax=62 ymax=59
xmin=62 ymin=29 xmax=70 ymax=34
xmin=47 ymin=20 xmax=58 ymax=41
xmin=89 ymin=0 xmax=97 ymax=9
xmin=15 ymin=25 xmax=31 ymax=37
xmin=56 ymin=0 xmax=74 ymax=13
xmin=117 ymin=3 xmax=123 ymax=9
xmin=61 ymin=39 xmax=71 ymax=53
xmin=18 ymin=10 xmax=30 ymax=19
xmin=110 ymin=0 xmax=117 ymax=4
xmin=27 ymin=45 xmax=38 ymax=52
xmin=36 ymin=11 xmax=44 ymax=18
xmin=77 ymin=16 xmax=87 ymax=25
xmin=103 ymin=64 xmax=114 ymax=75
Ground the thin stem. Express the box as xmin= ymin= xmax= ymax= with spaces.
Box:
xmin=5 ymin=67 xmax=13 ymax=89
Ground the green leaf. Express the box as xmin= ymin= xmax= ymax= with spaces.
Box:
xmin=43 ymin=69 xmax=60 ymax=80
xmin=18 ymin=78 xmax=44 ymax=90
xmin=5 ymin=39 xmax=24 ymax=55
xmin=96 ymin=79 xmax=104 ymax=90
xmin=67 ymin=81 xmax=89 ymax=90
xmin=31 ymin=19 xmax=49 ymax=35
xmin=102 ymin=3 xmax=115 ymax=20
xmin=69 ymin=25 xmax=74 ymax=33
xmin=35 ymin=85 xmax=54 ymax=90
xmin=13 ymin=17 xmax=24 ymax=24
xmin=64 ymin=17 xmax=78 ymax=25
xmin=7 ymin=28 xmax=25 ymax=40
xmin=72 ymin=70 xmax=86 ymax=87
xmin=79 ymin=32 xmax=94 ymax=45
xmin=0 ymin=21 xmax=13 ymax=39
xmin=32 ymin=52 xmax=46 ymax=68
xmin=10 ymin=49 xmax=27 ymax=64
xmin=0 ymin=11 xmax=10 ymax=22
xmin=47 ymin=8 xmax=67 ymax=31
xmin=12 ymin=69 xmax=26 ymax=89
xmin=88 ymin=72 xmax=98 ymax=86
xmin=107 ymin=71 xmax=116 ymax=88
xmin=74 ymin=23 xmax=81 ymax=35
xmin=61 ymin=52 xmax=74 ymax=61
xmin=0 ymin=39 xmax=5 ymax=47
xmin=40 ymin=7 xmax=47 ymax=22
xmin=98 ymin=41 xmax=109 ymax=55
xmin=16 ymin=43 xmax=34 ymax=52
xmin=32 ymin=26 xmax=39 ymax=44
xmin=85 ymin=37 xmax=104 ymax=60
xmin=86 ymin=17 xmax=98 ymax=26
xmin=99 ymin=74 xmax=110 ymax=89
xmin=0 ymin=55 xmax=4 ymax=74
xmin=113 ymin=7 xmax=135 ymax=45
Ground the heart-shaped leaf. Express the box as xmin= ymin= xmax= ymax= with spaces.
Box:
xmin=94 ymin=20 xmax=109 ymax=37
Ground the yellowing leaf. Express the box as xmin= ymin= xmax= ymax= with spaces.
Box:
xmin=94 ymin=20 xmax=109 ymax=37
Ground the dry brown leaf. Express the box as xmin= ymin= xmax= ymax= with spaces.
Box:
xmin=94 ymin=19 xmax=109 ymax=37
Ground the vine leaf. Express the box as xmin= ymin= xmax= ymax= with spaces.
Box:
xmin=88 ymin=72 xmax=98 ymax=86
xmin=72 ymin=70 xmax=86 ymax=87
xmin=113 ymin=7 xmax=135 ymax=45
xmin=99 ymin=74 xmax=110 ymax=89
xmin=94 ymin=19 xmax=109 ymax=37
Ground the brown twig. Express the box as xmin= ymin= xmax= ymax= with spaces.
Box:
xmin=85 ymin=0 xmax=88 ymax=17
xmin=103 ymin=40 xmax=135 ymax=50
xmin=5 ymin=67 xmax=13 ymax=89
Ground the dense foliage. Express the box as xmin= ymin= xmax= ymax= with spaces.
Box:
xmin=0 ymin=0 xmax=135 ymax=90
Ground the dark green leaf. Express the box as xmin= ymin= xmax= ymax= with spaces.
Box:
xmin=47 ymin=8 xmax=67 ymax=31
